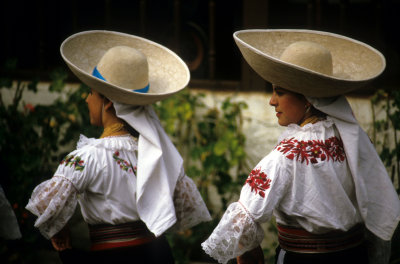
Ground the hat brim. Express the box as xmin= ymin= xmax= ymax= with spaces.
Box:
xmin=61 ymin=30 xmax=190 ymax=105
xmin=234 ymin=29 xmax=385 ymax=97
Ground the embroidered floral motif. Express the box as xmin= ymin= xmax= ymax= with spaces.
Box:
xmin=113 ymin=151 xmax=136 ymax=174
xmin=245 ymin=168 xmax=271 ymax=198
xmin=276 ymin=136 xmax=346 ymax=164
xmin=60 ymin=155 xmax=85 ymax=171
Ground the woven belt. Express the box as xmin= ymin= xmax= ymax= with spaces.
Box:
xmin=88 ymin=221 xmax=156 ymax=251
xmin=277 ymin=223 xmax=364 ymax=253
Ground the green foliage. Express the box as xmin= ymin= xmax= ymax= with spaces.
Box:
xmin=0 ymin=63 xmax=250 ymax=263
xmin=0 ymin=62 xmax=100 ymax=263
xmin=155 ymin=90 xmax=249 ymax=211
xmin=371 ymin=89 xmax=400 ymax=190
xmin=371 ymin=88 xmax=400 ymax=263
xmin=154 ymin=90 xmax=249 ymax=263
xmin=9 ymin=67 xmax=400 ymax=263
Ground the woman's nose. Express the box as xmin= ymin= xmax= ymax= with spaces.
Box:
xmin=269 ymin=93 xmax=277 ymax=106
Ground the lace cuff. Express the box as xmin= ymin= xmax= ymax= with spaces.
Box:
xmin=201 ymin=201 xmax=264 ymax=264
xmin=25 ymin=175 xmax=78 ymax=239
xmin=173 ymin=175 xmax=211 ymax=231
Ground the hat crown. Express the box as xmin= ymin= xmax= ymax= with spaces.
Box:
xmin=280 ymin=41 xmax=333 ymax=76
xmin=97 ymin=46 xmax=149 ymax=91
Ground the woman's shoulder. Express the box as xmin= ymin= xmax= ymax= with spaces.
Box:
xmin=255 ymin=148 xmax=292 ymax=178
xmin=280 ymin=116 xmax=334 ymax=138
xmin=273 ymin=118 xmax=346 ymax=166
xmin=61 ymin=134 xmax=138 ymax=169
xmin=279 ymin=118 xmax=335 ymax=140
xmin=76 ymin=134 xmax=138 ymax=152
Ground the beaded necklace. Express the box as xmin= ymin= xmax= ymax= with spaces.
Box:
xmin=100 ymin=123 xmax=128 ymax=138
xmin=299 ymin=115 xmax=323 ymax=127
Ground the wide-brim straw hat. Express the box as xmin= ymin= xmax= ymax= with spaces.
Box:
xmin=60 ymin=30 xmax=190 ymax=105
xmin=234 ymin=29 xmax=386 ymax=97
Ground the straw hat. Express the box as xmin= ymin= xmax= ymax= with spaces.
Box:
xmin=60 ymin=30 xmax=190 ymax=105
xmin=234 ymin=29 xmax=386 ymax=97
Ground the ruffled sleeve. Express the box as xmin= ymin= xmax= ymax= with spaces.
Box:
xmin=202 ymin=154 xmax=290 ymax=263
xmin=26 ymin=147 xmax=96 ymax=239
xmin=173 ymin=169 xmax=211 ymax=231
xmin=201 ymin=202 xmax=264 ymax=264
xmin=25 ymin=176 xmax=78 ymax=239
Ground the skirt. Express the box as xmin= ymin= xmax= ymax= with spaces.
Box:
xmin=275 ymin=243 xmax=368 ymax=264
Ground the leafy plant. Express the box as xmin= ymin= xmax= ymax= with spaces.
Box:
xmin=154 ymin=90 xmax=249 ymax=263
xmin=0 ymin=62 xmax=100 ymax=263
xmin=0 ymin=62 xmax=251 ymax=263
xmin=370 ymin=88 xmax=400 ymax=263
xmin=371 ymin=89 xmax=400 ymax=191
xmin=7 ymin=66 xmax=398 ymax=264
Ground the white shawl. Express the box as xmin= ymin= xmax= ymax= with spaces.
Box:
xmin=114 ymin=103 xmax=183 ymax=237
xmin=307 ymin=95 xmax=400 ymax=241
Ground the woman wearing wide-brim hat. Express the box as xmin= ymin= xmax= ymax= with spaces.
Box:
xmin=202 ymin=29 xmax=400 ymax=264
xmin=26 ymin=30 xmax=211 ymax=263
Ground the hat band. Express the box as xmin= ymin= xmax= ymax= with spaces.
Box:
xmin=92 ymin=66 xmax=149 ymax=93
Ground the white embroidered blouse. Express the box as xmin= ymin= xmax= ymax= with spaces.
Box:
xmin=202 ymin=118 xmax=364 ymax=264
xmin=26 ymin=134 xmax=211 ymax=239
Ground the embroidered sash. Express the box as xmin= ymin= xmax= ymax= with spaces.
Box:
xmin=88 ymin=221 xmax=155 ymax=251
xmin=277 ymin=223 xmax=364 ymax=253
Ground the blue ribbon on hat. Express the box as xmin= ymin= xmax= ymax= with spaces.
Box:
xmin=92 ymin=66 xmax=149 ymax=93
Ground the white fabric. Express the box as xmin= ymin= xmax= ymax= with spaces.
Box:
xmin=242 ymin=118 xmax=364 ymax=233
xmin=26 ymin=135 xmax=211 ymax=239
xmin=202 ymin=115 xmax=399 ymax=263
xmin=277 ymin=248 xmax=286 ymax=264
xmin=201 ymin=202 xmax=264 ymax=264
xmin=26 ymin=175 xmax=78 ymax=239
xmin=113 ymin=103 xmax=185 ymax=236
xmin=0 ymin=185 xmax=22 ymax=239
xmin=307 ymin=96 xmax=400 ymax=240
xmin=173 ymin=175 xmax=212 ymax=231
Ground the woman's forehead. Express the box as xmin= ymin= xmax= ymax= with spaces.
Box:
xmin=272 ymin=85 xmax=292 ymax=93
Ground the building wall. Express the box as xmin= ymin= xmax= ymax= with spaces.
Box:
xmin=0 ymin=82 xmax=376 ymax=168
xmin=192 ymin=88 xmax=374 ymax=169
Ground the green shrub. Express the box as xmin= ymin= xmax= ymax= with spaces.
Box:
xmin=0 ymin=63 xmax=100 ymax=263
xmin=0 ymin=64 xmax=250 ymax=263
xmin=371 ymin=88 xmax=400 ymax=263
xmin=154 ymin=90 xmax=249 ymax=263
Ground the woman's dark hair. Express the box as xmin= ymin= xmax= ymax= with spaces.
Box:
xmin=291 ymin=90 xmax=327 ymax=119
xmin=310 ymin=106 xmax=327 ymax=119
xmin=99 ymin=93 xmax=140 ymax=138
xmin=123 ymin=121 xmax=140 ymax=138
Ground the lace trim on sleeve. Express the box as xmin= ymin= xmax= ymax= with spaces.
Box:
xmin=201 ymin=202 xmax=264 ymax=264
xmin=25 ymin=175 xmax=78 ymax=239
xmin=173 ymin=175 xmax=211 ymax=231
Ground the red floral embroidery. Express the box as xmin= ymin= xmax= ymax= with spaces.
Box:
xmin=60 ymin=155 xmax=85 ymax=171
xmin=113 ymin=151 xmax=136 ymax=174
xmin=276 ymin=136 xmax=346 ymax=164
xmin=245 ymin=168 xmax=271 ymax=198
